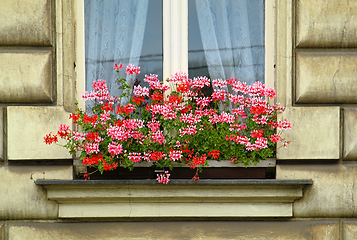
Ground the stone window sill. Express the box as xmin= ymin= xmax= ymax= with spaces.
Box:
xmin=36 ymin=179 xmax=312 ymax=219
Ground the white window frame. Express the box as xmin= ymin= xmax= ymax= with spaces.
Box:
xmin=75 ymin=0 xmax=275 ymax=109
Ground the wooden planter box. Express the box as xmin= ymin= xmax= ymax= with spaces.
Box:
xmin=84 ymin=159 xmax=276 ymax=180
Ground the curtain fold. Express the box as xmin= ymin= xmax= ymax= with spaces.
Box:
xmin=85 ymin=0 xmax=149 ymax=108
xmin=194 ymin=0 xmax=264 ymax=85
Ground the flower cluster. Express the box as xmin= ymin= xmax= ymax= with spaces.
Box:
xmin=44 ymin=64 xmax=291 ymax=183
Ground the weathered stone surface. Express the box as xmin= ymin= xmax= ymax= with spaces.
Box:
xmin=343 ymin=221 xmax=357 ymax=240
xmin=7 ymin=106 xmax=72 ymax=160
xmin=277 ymin=107 xmax=340 ymax=160
xmin=0 ymin=108 xmax=3 ymax=160
xmin=6 ymin=221 xmax=339 ymax=240
xmin=296 ymin=52 xmax=357 ymax=104
xmin=39 ymin=179 xmax=309 ymax=218
xmin=0 ymin=50 xmax=53 ymax=103
xmin=343 ymin=108 xmax=357 ymax=160
xmin=0 ymin=223 xmax=3 ymax=240
xmin=275 ymin=0 xmax=293 ymax=107
xmin=277 ymin=164 xmax=357 ymax=217
xmin=0 ymin=165 xmax=72 ymax=220
xmin=296 ymin=0 xmax=357 ymax=48
xmin=0 ymin=0 xmax=52 ymax=46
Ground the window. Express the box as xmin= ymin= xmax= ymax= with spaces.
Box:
xmin=81 ymin=0 xmax=272 ymax=100
xmin=74 ymin=0 xmax=275 ymax=178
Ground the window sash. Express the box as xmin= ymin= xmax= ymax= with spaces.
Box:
xmin=75 ymin=0 xmax=275 ymax=106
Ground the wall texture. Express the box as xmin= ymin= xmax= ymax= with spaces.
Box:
xmin=1 ymin=0 xmax=357 ymax=239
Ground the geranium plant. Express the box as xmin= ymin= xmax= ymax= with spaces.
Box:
xmin=44 ymin=64 xmax=291 ymax=183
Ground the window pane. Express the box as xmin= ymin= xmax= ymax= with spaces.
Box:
xmin=85 ymin=0 xmax=163 ymax=108
xmin=188 ymin=0 xmax=265 ymax=84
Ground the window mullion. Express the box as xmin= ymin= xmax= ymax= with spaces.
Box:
xmin=163 ymin=0 xmax=188 ymax=86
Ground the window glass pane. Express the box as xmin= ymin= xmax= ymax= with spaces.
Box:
xmin=188 ymin=0 xmax=265 ymax=84
xmin=85 ymin=0 xmax=163 ymax=109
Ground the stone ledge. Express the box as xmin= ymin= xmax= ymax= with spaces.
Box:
xmin=36 ymin=179 xmax=312 ymax=219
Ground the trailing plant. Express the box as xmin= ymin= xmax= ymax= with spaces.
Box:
xmin=44 ymin=64 xmax=291 ymax=183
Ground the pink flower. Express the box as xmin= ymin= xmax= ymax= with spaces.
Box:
xmin=269 ymin=134 xmax=281 ymax=143
xmin=58 ymin=124 xmax=71 ymax=138
xmin=100 ymin=112 xmax=110 ymax=122
xmin=150 ymin=130 xmax=166 ymax=144
xmin=277 ymin=120 xmax=292 ymax=131
xmin=157 ymin=171 xmax=170 ymax=184
xmin=129 ymin=152 xmax=142 ymax=162
xmin=85 ymin=142 xmax=100 ymax=154
xmin=179 ymin=125 xmax=197 ymax=137
xmin=254 ymin=137 xmax=268 ymax=150
xmin=147 ymin=120 xmax=161 ymax=132
xmin=195 ymin=97 xmax=212 ymax=108
xmin=180 ymin=113 xmax=201 ymax=125
xmin=113 ymin=63 xmax=123 ymax=71
xmin=228 ymin=79 xmax=249 ymax=94
xmin=169 ymin=71 xmax=188 ymax=83
xmin=228 ymin=94 xmax=245 ymax=105
xmin=108 ymin=142 xmax=123 ymax=156
xmin=212 ymin=79 xmax=227 ymax=88
xmin=107 ymin=125 xmax=130 ymax=141
xmin=125 ymin=64 xmax=140 ymax=75
xmin=81 ymin=79 xmax=115 ymax=104
xmin=72 ymin=131 xmax=85 ymax=141
xmin=229 ymin=123 xmax=247 ymax=132
xmin=133 ymin=85 xmax=150 ymax=97
xmin=212 ymin=89 xmax=227 ymax=101
xmin=169 ymin=149 xmax=183 ymax=161
xmin=191 ymin=76 xmax=210 ymax=89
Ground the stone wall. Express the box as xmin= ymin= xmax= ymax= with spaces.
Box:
xmin=1 ymin=0 xmax=357 ymax=239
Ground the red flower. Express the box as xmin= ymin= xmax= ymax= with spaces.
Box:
xmin=44 ymin=132 xmax=58 ymax=145
xmin=180 ymin=104 xmax=192 ymax=114
xmin=208 ymin=150 xmax=220 ymax=159
xmin=151 ymin=91 xmax=163 ymax=104
xmin=69 ymin=113 xmax=80 ymax=122
xmin=250 ymin=130 xmax=264 ymax=138
xmin=150 ymin=151 xmax=164 ymax=162
xmin=177 ymin=83 xmax=190 ymax=93
xmin=113 ymin=63 xmax=123 ymax=71
xmin=86 ymin=131 xmax=99 ymax=142
xmin=192 ymin=172 xmax=199 ymax=182
xmin=101 ymin=102 xmax=113 ymax=112
xmin=82 ymin=154 xmax=103 ymax=166
xmin=168 ymin=95 xmax=182 ymax=104
xmin=83 ymin=114 xmax=98 ymax=125
xmin=132 ymin=96 xmax=145 ymax=105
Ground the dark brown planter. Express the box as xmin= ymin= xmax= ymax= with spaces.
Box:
xmin=85 ymin=166 xmax=269 ymax=180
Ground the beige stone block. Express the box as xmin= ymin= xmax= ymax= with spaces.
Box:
xmin=6 ymin=221 xmax=339 ymax=240
xmin=275 ymin=0 xmax=294 ymax=107
xmin=344 ymin=108 xmax=357 ymax=160
xmin=40 ymin=179 xmax=309 ymax=218
xmin=296 ymin=52 xmax=357 ymax=104
xmin=0 ymin=165 xmax=72 ymax=220
xmin=343 ymin=221 xmax=357 ymax=240
xmin=277 ymin=164 xmax=357 ymax=217
xmin=0 ymin=0 xmax=52 ymax=46
xmin=60 ymin=202 xmax=291 ymax=218
xmin=0 ymin=108 xmax=3 ymax=160
xmin=0 ymin=50 xmax=53 ymax=103
xmin=0 ymin=223 xmax=3 ymax=240
xmin=296 ymin=0 xmax=357 ymax=48
xmin=7 ymin=106 xmax=72 ymax=160
xmin=277 ymin=107 xmax=340 ymax=160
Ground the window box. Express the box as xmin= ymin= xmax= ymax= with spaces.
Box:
xmin=84 ymin=159 xmax=276 ymax=180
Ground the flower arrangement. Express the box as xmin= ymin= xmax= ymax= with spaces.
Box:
xmin=44 ymin=64 xmax=291 ymax=183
